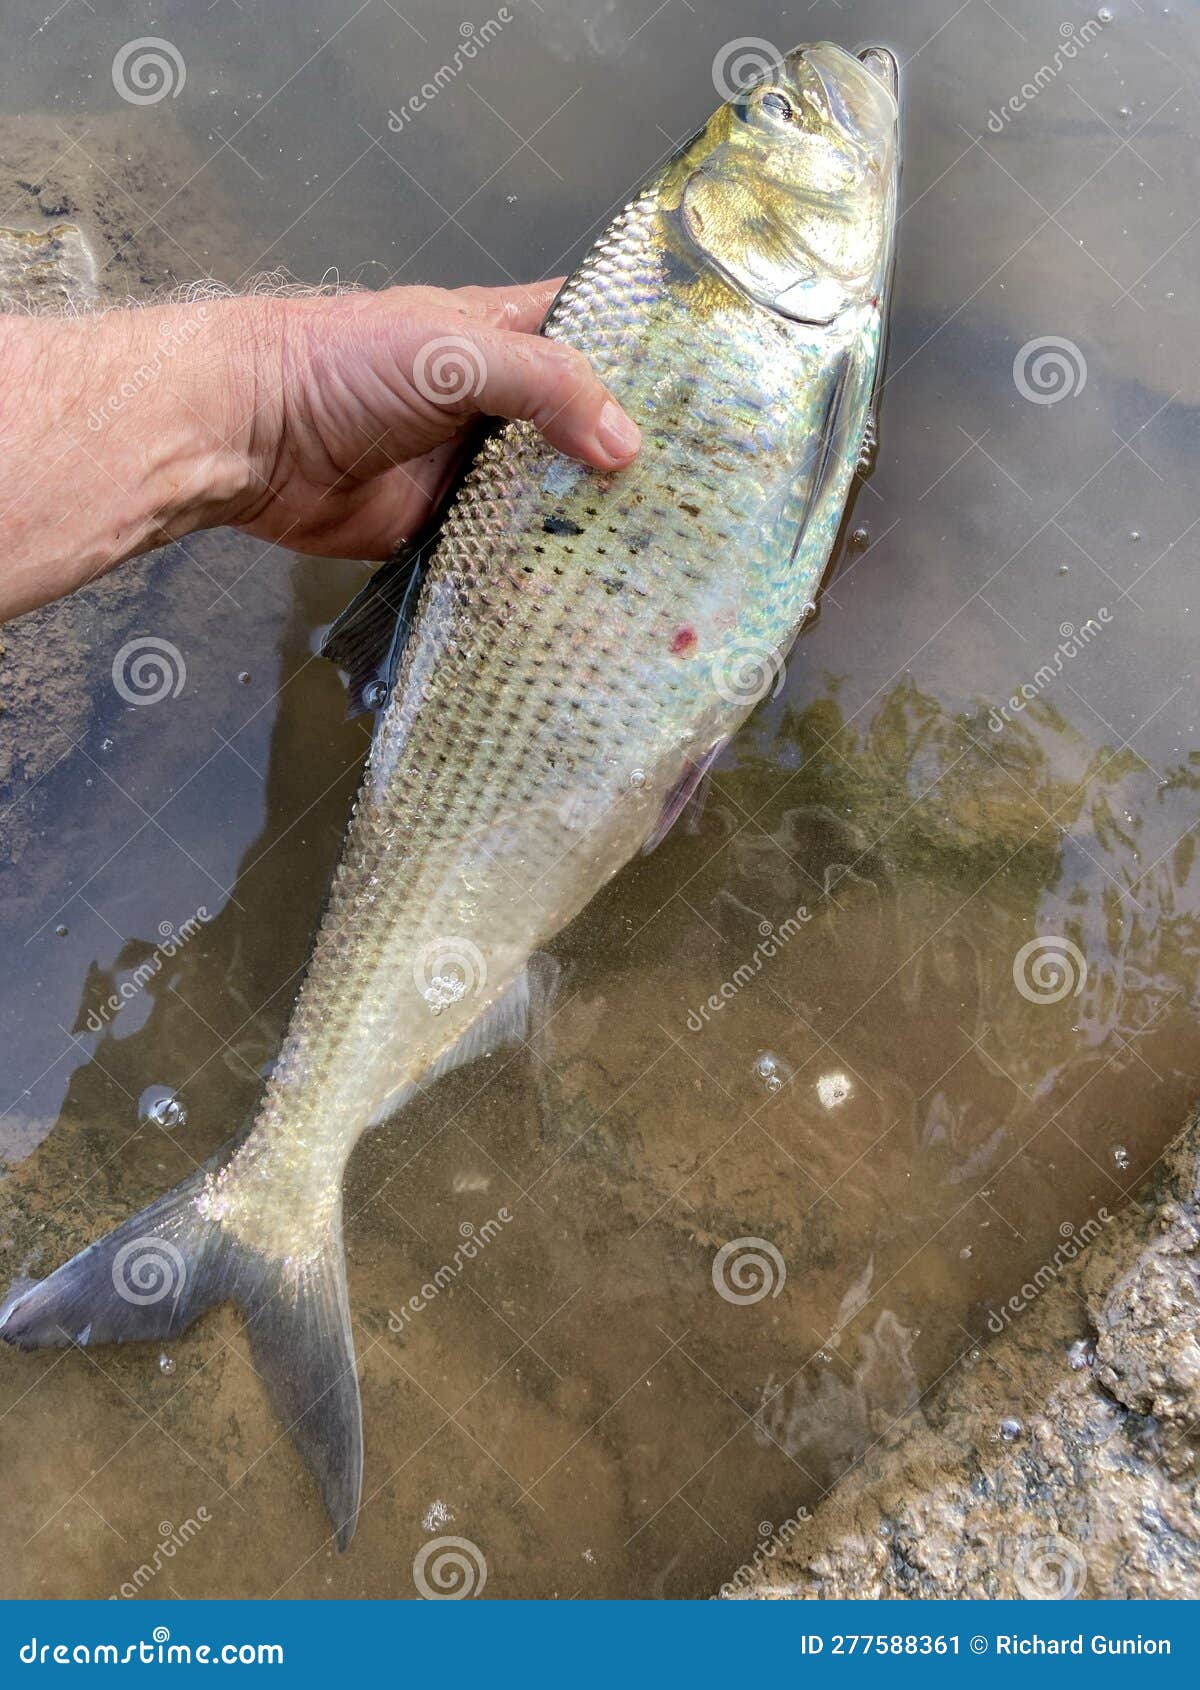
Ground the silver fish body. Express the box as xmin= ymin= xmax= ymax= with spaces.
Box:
xmin=2 ymin=42 xmax=900 ymax=1548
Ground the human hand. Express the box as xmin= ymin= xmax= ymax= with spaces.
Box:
xmin=228 ymin=279 xmax=641 ymax=560
xmin=0 ymin=279 xmax=640 ymax=622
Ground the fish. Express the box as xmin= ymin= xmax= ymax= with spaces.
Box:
xmin=0 ymin=41 xmax=900 ymax=1548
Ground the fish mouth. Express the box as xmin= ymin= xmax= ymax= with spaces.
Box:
xmin=857 ymin=45 xmax=899 ymax=102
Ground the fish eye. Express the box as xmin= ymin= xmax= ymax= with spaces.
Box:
xmin=760 ymin=91 xmax=794 ymax=121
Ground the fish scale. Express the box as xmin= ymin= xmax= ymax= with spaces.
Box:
xmin=1 ymin=42 xmax=899 ymax=1549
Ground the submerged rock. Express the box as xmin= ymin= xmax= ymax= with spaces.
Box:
xmin=719 ymin=1108 xmax=1200 ymax=1599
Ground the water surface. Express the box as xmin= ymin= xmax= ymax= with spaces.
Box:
xmin=1 ymin=0 xmax=1198 ymax=1599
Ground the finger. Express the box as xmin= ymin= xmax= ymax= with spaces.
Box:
xmin=429 ymin=324 xmax=640 ymax=470
xmin=448 ymin=278 xmax=565 ymax=333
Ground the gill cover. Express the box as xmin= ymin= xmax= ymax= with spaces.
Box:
xmin=672 ymin=42 xmax=898 ymax=325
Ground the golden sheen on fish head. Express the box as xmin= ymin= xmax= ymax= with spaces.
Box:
xmin=663 ymin=41 xmax=899 ymax=325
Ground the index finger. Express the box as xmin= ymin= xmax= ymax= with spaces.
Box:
xmin=448 ymin=278 xmax=565 ymax=334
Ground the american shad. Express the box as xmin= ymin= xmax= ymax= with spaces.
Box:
xmin=2 ymin=42 xmax=900 ymax=1547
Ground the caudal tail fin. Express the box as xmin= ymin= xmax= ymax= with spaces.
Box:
xmin=0 ymin=1159 xmax=362 ymax=1549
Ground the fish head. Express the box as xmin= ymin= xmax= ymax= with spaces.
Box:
xmin=668 ymin=42 xmax=899 ymax=325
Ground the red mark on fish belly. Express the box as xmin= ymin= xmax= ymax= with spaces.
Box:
xmin=670 ymin=625 xmax=698 ymax=656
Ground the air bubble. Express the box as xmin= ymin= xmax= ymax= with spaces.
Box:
xmin=755 ymin=1052 xmax=783 ymax=1093
xmin=159 ymin=1353 xmax=176 ymax=1375
xmin=998 ymin=1416 xmax=1023 ymax=1442
xmin=1114 ymin=1144 xmax=1131 ymax=1170
xmin=100 ymin=738 xmax=114 ymax=753
xmin=139 ymin=1085 xmax=188 ymax=1131
xmin=237 ymin=670 xmax=252 ymax=685
xmin=55 ymin=924 xmax=68 ymax=938
xmin=629 ymin=769 xmax=647 ymax=789
xmin=851 ymin=527 xmax=870 ymax=548
xmin=1067 ymin=1338 xmax=1095 ymax=1371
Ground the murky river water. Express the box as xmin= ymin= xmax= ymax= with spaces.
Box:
xmin=1 ymin=0 xmax=1198 ymax=1599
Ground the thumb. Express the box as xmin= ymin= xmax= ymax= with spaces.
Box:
xmin=409 ymin=324 xmax=641 ymax=471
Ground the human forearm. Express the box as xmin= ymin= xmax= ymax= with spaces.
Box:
xmin=0 ymin=299 xmax=262 ymax=621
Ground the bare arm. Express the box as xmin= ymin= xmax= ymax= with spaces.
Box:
xmin=0 ymin=279 xmax=641 ymax=624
